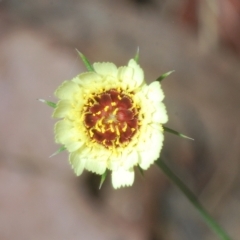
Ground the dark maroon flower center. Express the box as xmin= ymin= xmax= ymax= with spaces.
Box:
xmin=84 ymin=89 xmax=140 ymax=148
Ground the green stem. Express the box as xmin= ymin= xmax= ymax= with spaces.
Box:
xmin=156 ymin=158 xmax=232 ymax=240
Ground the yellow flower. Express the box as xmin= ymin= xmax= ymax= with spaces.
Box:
xmin=52 ymin=57 xmax=168 ymax=188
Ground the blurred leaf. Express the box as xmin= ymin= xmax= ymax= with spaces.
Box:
xmin=38 ymin=99 xmax=56 ymax=108
xmin=156 ymin=70 xmax=175 ymax=82
xmin=163 ymin=126 xmax=194 ymax=140
xmin=156 ymin=158 xmax=231 ymax=240
xmin=76 ymin=49 xmax=94 ymax=72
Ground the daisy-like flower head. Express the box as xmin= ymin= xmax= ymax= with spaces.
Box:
xmin=52 ymin=54 xmax=168 ymax=189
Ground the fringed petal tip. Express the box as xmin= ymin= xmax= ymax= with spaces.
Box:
xmin=111 ymin=168 xmax=135 ymax=189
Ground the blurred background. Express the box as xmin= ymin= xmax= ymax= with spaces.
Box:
xmin=1 ymin=0 xmax=240 ymax=239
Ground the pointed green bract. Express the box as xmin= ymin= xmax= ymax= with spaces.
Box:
xmin=156 ymin=70 xmax=175 ymax=82
xmin=99 ymin=170 xmax=108 ymax=189
xmin=134 ymin=47 xmax=140 ymax=63
xmin=49 ymin=145 xmax=67 ymax=158
xmin=163 ymin=126 xmax=194 ymax=140
xmin=76 ymin=49 xmax=94 ymax=72
xmin=38 ymin=99 xmax=57 ymax=108
xmin=137 ymin=165 xmax=144 ymax=176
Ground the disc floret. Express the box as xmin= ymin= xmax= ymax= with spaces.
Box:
xmin=84 ymin=88 xmax=140 ymax=149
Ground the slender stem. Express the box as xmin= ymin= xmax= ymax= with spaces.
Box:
xmin=156 ymin=158 xmax=232 ymax=240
